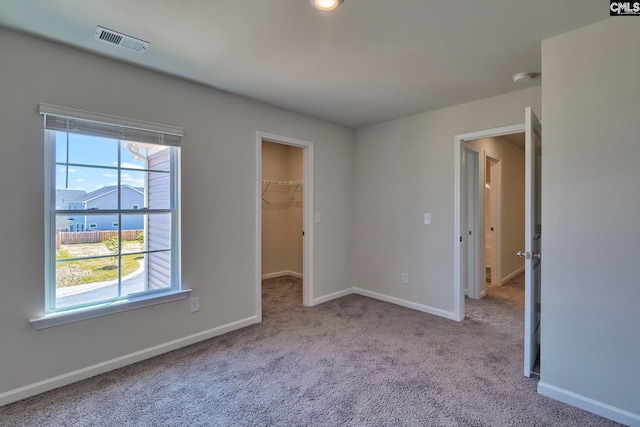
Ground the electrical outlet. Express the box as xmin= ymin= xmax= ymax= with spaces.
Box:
xmin=190 ymin=297 xmax=200 ymax=313
xmin=401 ymin=272 xmax=409 ymax=284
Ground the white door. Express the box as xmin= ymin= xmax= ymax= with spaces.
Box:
xmin=522 ymin=107 xmax=542 ymax=377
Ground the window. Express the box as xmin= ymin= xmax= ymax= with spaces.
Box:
xmin=35 ymin=104 xmax=187 ymax=327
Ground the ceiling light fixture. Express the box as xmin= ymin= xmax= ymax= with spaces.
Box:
xmin=310 ymin=0 xmax=343 ymax=11
xmin=512 ymin=72 xmax=533 ymax=84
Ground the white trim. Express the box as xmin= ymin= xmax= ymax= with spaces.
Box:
xmin=39 ymin=103 xmax=184 ymax=137
xmin=30 ymin=289 xmax=191 ymax=330
xmin=501 ymin=266 xmax=525 ymax=285
xmin=353 ymin=288 xmax=458 ymax=321
xmin=538 ymin=382 xmax=640 ymax=427
xmin=2 ymin=315 xmax=258 ymax=406
xmin=454 ymin=123 xmax=526 ymax=322
xmin=256 ymin=132 xmax=314 ymax=318
xmin=256 ymin=136 xmax=263 ymax=322
xmin=313 ymin=288 xmax=354 ymax=305
xmin=261 ymin=270 xmax=303 ymax=280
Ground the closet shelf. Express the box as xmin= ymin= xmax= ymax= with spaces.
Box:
xmin=261 ymin=179 xmax=303 ymax=186
xmin=261 ymin=179 xmax=303 ymax=207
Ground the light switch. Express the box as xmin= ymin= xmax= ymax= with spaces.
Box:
xmin=424 ymin=213 xmax=431 ymax=225
xmin=314 ymin=212 xmax=321 ymax=223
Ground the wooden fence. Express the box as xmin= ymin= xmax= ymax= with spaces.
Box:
xmin=56 ymin=230 xmax=143 ymax=248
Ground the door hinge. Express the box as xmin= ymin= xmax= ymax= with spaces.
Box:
xmin=302 ymin=231 xmax=305 ymax=236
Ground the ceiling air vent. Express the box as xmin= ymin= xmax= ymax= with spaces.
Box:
xmin=94 ymin=26 xmax=149 ymax=53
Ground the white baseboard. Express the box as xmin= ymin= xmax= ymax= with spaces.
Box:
xmin=0 ymin=315 xmax=259 ymax=407
xmin=538 ymin=382 xmax=640 ymax=426
xmin=501 ymin=266 xmax=525 ymax=284
xmin=261 ymin=270 xmax=303 ymax=280
xmin=312 ymin=287 xmax=354 ymax=305
xmin=353 ymin=288 xmax=458 ymax=321
xmin=314 ymin=287 xmax=459 ymax=322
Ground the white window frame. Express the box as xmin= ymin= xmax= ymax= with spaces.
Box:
xmin=31 ymin=104 xmax=189 ymax=330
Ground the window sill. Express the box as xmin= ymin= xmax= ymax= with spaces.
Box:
xmin=30 ymin=289 xmax=192 ymax=330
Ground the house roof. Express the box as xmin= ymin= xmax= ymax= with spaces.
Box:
xmin=70 ymin=185 xmax=144 ymax=204
xmin=55 ymin=189 xmax=87 ymax=209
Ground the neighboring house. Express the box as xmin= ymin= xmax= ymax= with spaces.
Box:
xmin=64 ymin=185 xmax=144 ymax=231
xmin=55 ymin=189 xmax=87 ymax=232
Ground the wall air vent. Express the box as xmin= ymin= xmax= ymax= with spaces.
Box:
xmin=94 ymin=26 xmax=149 ymax=53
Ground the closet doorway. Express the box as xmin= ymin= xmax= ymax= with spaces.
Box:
xmin=256 ymin=132 xmax=314 ymax=321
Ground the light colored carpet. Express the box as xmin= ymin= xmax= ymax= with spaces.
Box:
xmin=0 ymin=275 xmax=621 ymax=426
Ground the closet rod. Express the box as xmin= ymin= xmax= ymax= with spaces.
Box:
xmin=261 ymin=179 xmax=303 ymax=185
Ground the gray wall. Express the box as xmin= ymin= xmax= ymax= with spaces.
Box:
xmin=354 ymin=87 xmax=540 ymax=314
xmin=539 ymin=17 xmax=640 ymax=421
xmin=0 ymin=28 xmax=354 ymax=397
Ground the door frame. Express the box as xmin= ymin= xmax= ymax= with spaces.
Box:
xmin=453 ymin=123 xmax=524 ymax=321
xmin=256 ymin=131 xmax=314 ymax=321
xmin=485 ymin=153 xmax=502 ymax=290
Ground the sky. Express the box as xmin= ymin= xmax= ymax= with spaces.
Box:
xmin=55 ymin=132 xmax=146 ymax=193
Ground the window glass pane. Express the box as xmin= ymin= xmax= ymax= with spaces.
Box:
xmin=55 ymin=165 xmax=119 ymax=201
xmin=147 ymin=213 xmax=172 ymax=251
xmin=120 ymin=214 xmax=145 ymax=255
xmin=120 ymin=170 xmax=146 ymax=205
xmin=58 ymin=214 xmax=119 ymax=234
xmin=55 ymin=254 xmax=120 ymax=309
xmin=147 ymin=171 xmax=171 ymax=209
xmin=120 ymin=253 xmax=147 ymax=296
xmin=147 ymin=251 xmax=172 ymax=290
xmin=119 ymin=141 xmax=147 ymax=170
xmin=54 ymin=132 xmax=67 ymax=164
xmin=56 ymin=132 xmax=118 ymax=168
xmin=147 ymin=145 xmax=171 ymax=172
xmin=56 ymin=218 xmax=118 ymax=255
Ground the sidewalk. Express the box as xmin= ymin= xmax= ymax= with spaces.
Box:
xmin=56 ymin=260 xmax=145 ymax=297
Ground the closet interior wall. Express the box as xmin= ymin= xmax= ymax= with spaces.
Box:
xmin=261 ymin=141 xmax=303 ymax=278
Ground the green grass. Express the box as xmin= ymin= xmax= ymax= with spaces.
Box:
xmin=55 ymin=240 xmax=145 ymax=287
xmin=56 ymin=248 xmax=71 ymax=259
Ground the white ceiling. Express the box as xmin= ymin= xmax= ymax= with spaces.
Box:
xmin=0 ymin=1 xmax=607 ymax=128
